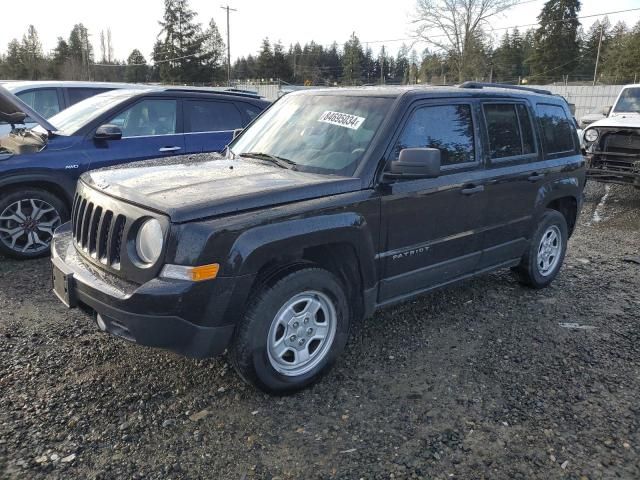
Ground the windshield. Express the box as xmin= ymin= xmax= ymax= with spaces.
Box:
xmin=34 ymin=90 xmax=139 ymax=136
xmin=230 ymin=93 xmax=393 ymax=176
xmin=613 ymin=87 xmax=640 ymax=113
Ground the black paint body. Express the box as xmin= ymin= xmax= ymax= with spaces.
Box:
xmin=51 ymin=86 xmax=586 ymax=357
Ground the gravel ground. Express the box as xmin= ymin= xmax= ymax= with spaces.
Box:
xmin=1 ymin=182 xmax=639 ymax=480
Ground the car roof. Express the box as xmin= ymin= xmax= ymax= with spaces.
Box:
xmin=0 ymin=80 xmax=149 ymax=92
xmin=110 ymin=86 xmax=268 ymax=102
xmin=288 ymin=84 xmax=566 ymax=103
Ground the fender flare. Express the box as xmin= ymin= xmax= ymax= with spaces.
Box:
xmin=0 ymin=171 xmax=76 ymax=206
xmin=225 ymin=211 xmax=377 ymax=290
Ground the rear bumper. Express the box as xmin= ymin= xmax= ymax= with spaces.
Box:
xmin=51 ymin=223 xmax=243 ymax=358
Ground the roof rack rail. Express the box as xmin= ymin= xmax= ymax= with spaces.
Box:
xmin=458 ymin=81 xmax=552 ymax=96
xmin=163 ymin=87 xmax=261 ymax=99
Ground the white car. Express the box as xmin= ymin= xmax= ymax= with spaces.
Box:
xmin=582 ymin=84 xmax=640 ymax=187
xmin=0 ymin=81 xmax=144 ymax=135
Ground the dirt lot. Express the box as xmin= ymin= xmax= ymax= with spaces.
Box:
xmin=0 ymin=182 xmax=639 ymax=480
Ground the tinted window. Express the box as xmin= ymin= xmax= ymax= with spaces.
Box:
xmin=67 ymin=87 xmax=111 ymax=106
xmin=16 ymin=89 xmax=61 ymax=118
xmin=394 ymin=104 xmax=475 ymax=166
xmin=110 ymin=99 xmax=177 ymax=137
xmin=516 ymin=104 xmax=535 ymax=155
xmin=241 ymin=103 xmax=263 ymax=121
xmin=184 ymin=100 xmax=243 ymax=133
xmin=536 ymin=104 xmax=575 ymax=155
xmin=483 ymin=103 xmax=536 ymax=159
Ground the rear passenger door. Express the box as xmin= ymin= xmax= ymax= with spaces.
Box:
xmin=478 ymin=100 xmax=577 ymax=269
xmin=183 ymin=99 xmax=245 ymax=153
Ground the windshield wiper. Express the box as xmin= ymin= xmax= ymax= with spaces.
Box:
xmin=241 ymin=152 xmax=297 ymax=170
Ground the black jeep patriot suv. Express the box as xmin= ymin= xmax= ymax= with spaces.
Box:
xmin=51 ymin=83 xmax=585 ymax=393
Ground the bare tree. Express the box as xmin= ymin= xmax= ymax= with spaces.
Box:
xmin=413 ymin=0 xmax=518 ymax=82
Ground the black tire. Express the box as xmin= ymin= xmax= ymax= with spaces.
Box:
xmin=513 ymin=209 xmax=568 ymax=289
xmin=230 ymin=267 xmax=351 ymax=394
xmin=0 ymin=188 xmax=68 ymax=260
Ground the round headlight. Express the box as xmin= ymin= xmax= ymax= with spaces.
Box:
xmin=585 ymin=129 xmax=599 ymax=143
xmin=136 ymin=219 xmax=163 ymax=264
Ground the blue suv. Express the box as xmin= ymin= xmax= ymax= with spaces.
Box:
xmin=0 ymin=85 xmax=270 ymax=259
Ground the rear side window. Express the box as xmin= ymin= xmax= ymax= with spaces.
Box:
xmin=483 ymin=103 xmax=536 ymax=159
xmin=16 ymin=89 xmax=61 ymax=118
xmin=184 ymin=100 xmax=243 ymax=133
xmin=67 ymin=88 xmax=111 ymax=106
xmin=394 ymin=104 xmax=475 ymax=167
xmin=536 ymin=104 xmax=575 ymax=155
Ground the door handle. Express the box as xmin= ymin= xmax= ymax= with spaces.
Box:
xmin=159 ymin=146 xmax=182 ymax=153
xmin=461 ymin=185 xmax=485 ymax=196
xmin=528 ymin=172 xmax=546 ymax=182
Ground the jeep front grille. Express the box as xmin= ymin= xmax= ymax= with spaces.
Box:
xmin=71 ymin=192 xmax=126 ymax=269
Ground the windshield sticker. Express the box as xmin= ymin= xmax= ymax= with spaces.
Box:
xmin=318 ymin=111 xmax=366 ymax=130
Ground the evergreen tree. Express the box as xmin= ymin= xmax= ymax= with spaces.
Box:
xmin=21 ymin=25 xmax=43 ymax=80
xmin=578 ymin=18 xmax=611 ymax=81
xmin=158 ymin=0 xmax=205 ymax=83
xmin=5 ymin=39 xmax=24 ymax=79
xmin=256 ymin=38 xmax=273 ymax=79
xmin=125 ymin=49 xmax=148 ymax=83
xmin=342 ymin=33 xmax=364 ymax=85
xmin=202 ymin=18 xmax=226 ymax=83
xmin=272 ymin=41 xmax=291 ymax=82
xmin=529 ymin=0 xmax=581 ymax=82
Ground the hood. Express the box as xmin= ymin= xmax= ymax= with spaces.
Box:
xmin=82 ymin=154 xmax=362 ymax=223
xmin=587 ymin=114 xmax=640 ymax=130
xmin=0 ymin=85 xmax=57 ymax=133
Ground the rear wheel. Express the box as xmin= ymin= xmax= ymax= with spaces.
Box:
xmin=513 ymin=209 xmax=568 ymax=289
xmin=0 ymin=189 xmax=68 ymax=259
xmin=230 ymin=267 xmax=350 ymax=394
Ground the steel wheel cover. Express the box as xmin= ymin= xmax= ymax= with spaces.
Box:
xmin=267 ymin=290 xmax=337 ymax=377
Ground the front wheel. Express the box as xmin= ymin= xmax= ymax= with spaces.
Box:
xmin=513 ymin=209 xmax=568 ymax=289
xmin=230 ymin=268 xmax=351 ymax=394
xmin=0 ymin=189 xmax=68 ymax=259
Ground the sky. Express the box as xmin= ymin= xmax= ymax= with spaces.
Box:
xmin=1 ymin=0 xmax=640 ymax=62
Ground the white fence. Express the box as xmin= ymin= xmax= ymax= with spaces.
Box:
xmin=529 ymin=85 xmax=624 ymax=119
xmin=229 ymin=82 xmax=627 ymax=120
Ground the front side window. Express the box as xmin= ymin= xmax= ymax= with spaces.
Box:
xmin=394 ymin=104 xmax=475 ymax=167
xmin=483 ymin=103 xmax=536 ymax=160
xmin=40 ymin=90 xmax=137 ymax=136
xmin=16 ymin=89 xmax=60 ymax=118
xmin=231 ymin=94 xmax=393 ymax=176
xmin=109 ymin=99 xmax=177 ymax=137
xmin=536 ymin=104 xmax=575 ymax=155
xmin=184 ymin=100 xmax=243 ymax=133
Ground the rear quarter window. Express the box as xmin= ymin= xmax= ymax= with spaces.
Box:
xmin=535 ymin=103 xmax=576 ymax=156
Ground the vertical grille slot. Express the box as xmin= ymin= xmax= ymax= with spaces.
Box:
xmin=97 ymin=210 xmax=113 ymax=262
xmin=109 ymin=215 xmax=126 ymax=268
xmin=74 ymin=198 xmax=87 ymax=241
xmin=88 ymin=207 xmax=103 ymax=256
xmin=80 ymin=202 xmax=94 ymax=249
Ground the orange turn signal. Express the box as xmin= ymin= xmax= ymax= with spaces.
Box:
xmin=191 ymin=263 xmax=220 ymax=282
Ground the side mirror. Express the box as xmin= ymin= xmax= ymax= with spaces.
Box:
xmin=232 ymin=128 xmax=243 ymax=140
xmin=95 ymin=124 xmax=122 ymax=141
xmin=389 ymin=148 xmax=441 ymax=178
xmin=604 ymin=105 xmax=612 ymax=116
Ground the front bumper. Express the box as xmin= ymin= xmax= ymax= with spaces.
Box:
xmin=51 ymin=223 xmax=243 ymax=358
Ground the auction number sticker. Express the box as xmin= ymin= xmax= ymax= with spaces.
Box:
xmin=318 ymin=111 xmax=366 ymax=130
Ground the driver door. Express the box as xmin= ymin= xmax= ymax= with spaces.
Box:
xmin=378 ymin=101 xmax=489 ymax=303
xmin=84 ymin=97 xmax=185 ymax=172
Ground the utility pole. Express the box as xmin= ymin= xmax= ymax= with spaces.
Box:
xmin=593 ymin=24 xmax=604 ymax=86
xmin=221 ymin=5 xmax=237 ymax=87
xmin=381 ymin=45 xmax=385 ymax=85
